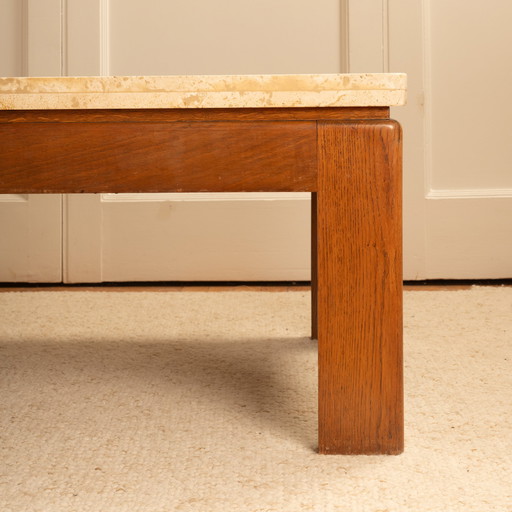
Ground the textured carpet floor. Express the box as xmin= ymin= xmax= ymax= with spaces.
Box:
xmin=0 ymin=288 xmax=511 ymax=512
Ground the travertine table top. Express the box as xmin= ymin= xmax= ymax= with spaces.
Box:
xmin=0 ymin=73 xmax=406 ymax=110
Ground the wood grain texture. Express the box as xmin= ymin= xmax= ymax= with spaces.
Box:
xmin=0 ymin=107 xmax=390 ymax=124
xmin=317 ymin=120 xmax=403 ymax=454
xmin=0 ymin=121 xmax=317 ymax=193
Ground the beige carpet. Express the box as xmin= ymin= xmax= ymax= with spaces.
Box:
xmin=0 ymin=287 xmax=511 ymax=512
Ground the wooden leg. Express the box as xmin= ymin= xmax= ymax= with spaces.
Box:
xmin=317 ymin=120 xmax=403 ymax=454
xmin=311 ymin=192 xmax=318 ymax=340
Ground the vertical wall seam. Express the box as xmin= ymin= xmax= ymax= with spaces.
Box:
xmin=340 ymin=0 xmax=350 ymax=73
xmin=60 ymin=0 xmax=67 ymax=282
xmin=382 ymin=0 xmax=390 ymax=72
xmin=21 ymin=0 xmax=28 ymax=76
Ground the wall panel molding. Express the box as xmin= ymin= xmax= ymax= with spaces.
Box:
xmin=427 ymin=188 xmax=512 ymax=200
xmin=340 ymin=0 xmax=350 ymax=72
xmin=100 ymin=193 xmax=311 ymax=203
xmin=0 ymin=195 xmax=29 ymax=203
xmin=382 ymin=0 xmax=390 ymax=72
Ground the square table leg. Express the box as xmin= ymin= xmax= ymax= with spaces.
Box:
xmin=316 ymin=120 xmax=404 ymax=454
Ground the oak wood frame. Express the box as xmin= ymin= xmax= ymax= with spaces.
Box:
xmin=0 ymin=106 xmax=403 ymax=454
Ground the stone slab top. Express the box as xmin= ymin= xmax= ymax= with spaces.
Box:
xmin=0 ymin=73 xmax=406 ymax=110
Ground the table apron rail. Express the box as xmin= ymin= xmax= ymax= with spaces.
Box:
xmin=0 ymin=121 xmax=317 ymax=193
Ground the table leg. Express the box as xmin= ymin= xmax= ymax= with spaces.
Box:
xmin=317 ymin=120 xmax=404 ymax=454
xmin=311 ymin=192 xmax=318 ymax=340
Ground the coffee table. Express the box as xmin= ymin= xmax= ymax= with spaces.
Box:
xmin=0 ymin=73 xmax=406 ymax=454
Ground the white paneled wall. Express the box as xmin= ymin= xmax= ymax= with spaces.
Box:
xmin=2 ymin=0 xmax=511 ymax=281
xmin=63 ymin=0 xmax=345 ymax=283
xmin=109 ymin=0 xmax=343 ymax=76
xmin=351 ymin=0 xmax=512 ymax=279
xmin=0 ymin=1 xmax=62 ymax=283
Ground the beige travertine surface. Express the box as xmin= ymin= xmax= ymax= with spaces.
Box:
xmin=0 ymin=73 xmax=406 ymax=110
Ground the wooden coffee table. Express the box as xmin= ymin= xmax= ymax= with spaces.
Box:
xmin=0 ymin=73 xmax=406 ymax=454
